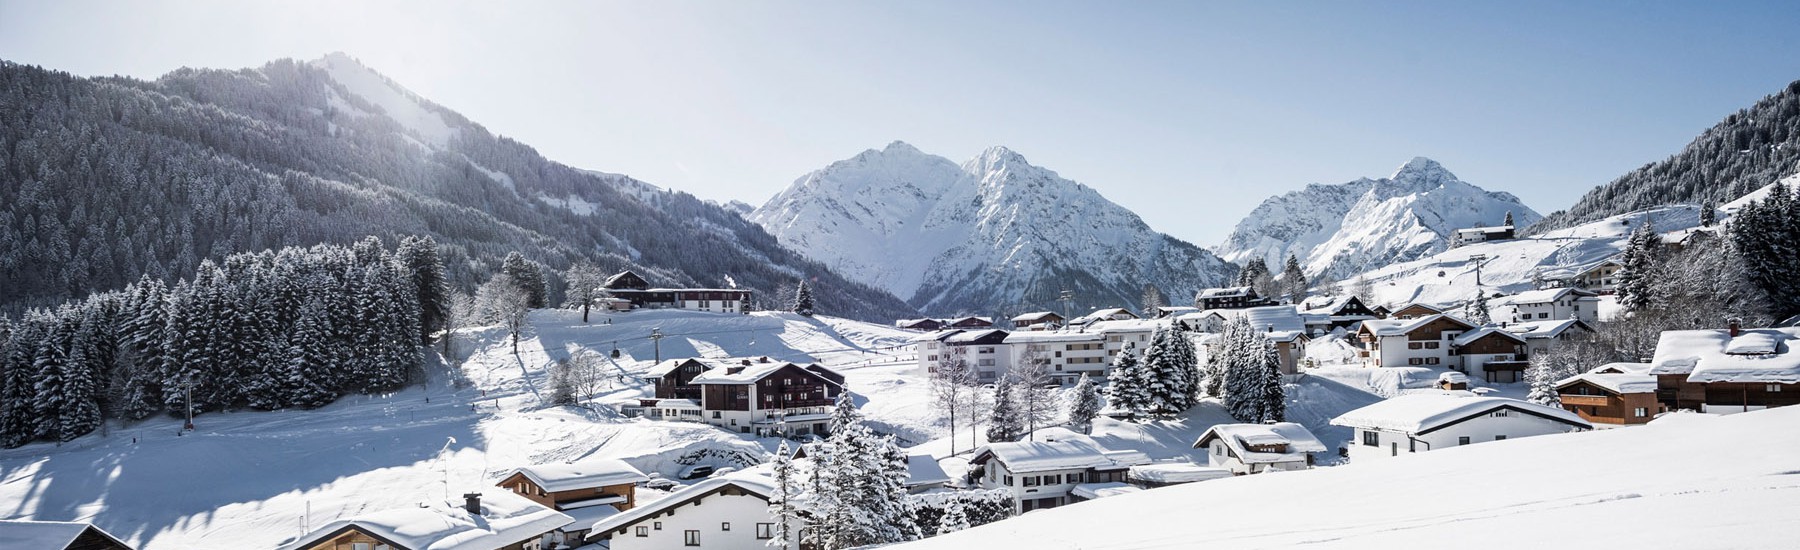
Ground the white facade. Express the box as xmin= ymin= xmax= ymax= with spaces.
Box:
xmin=1201 ymin=439 xmax=1309 ymax=474
xmin=978 ymin=460 xmax=1103 ymax=514
xmin=594 ymin=480 xmax=802 ymax=550
xmin=1334 ymin=396 xmax=1590 ymax=463
xmin=1494 ymin=289 xmax=1600 ymax=324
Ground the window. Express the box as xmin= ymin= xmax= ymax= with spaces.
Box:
xmin=1458 ymin=436 xmax=1470 ymax=445
xmin=1425 ymin=357 xmax=1439 ymax=365
xmin=1492 ymin=410 xmax=1510 ymax=418
xmin=636 ymin=526 xmax=650 ymax=537
xmin=1634 ymin=407 xmax=1649 ymax=417
xmin=655 ymin=522 xmax=663 ymax=530
xmin=978 ymin=359 xmax=995 ymax=367
xmin=1069 ymin=472 xmax=1083 ymax=483
xmin=1494 ymin=435 xmax=1508 ymax=441
xmin=353 ymin=544 xmax=372 ymax=550
xmin=1003 ymin=475 xmax=1013 ymax=486
xmin=1538 ymin=313 xmax=1549 ymax=319
xmin=1769 ymin=384 xmax=1784 ymax=392
xmin=712 ymin=411 xmax=721 ymax=419
xmin=685 ymin=530 xmax=701 ymax=546
xmin=1409 ymin=358 xmax=1423 ymax=365
xmin=1362 ymin=431 xmax=1378 ymax=446
xmin=1424 ymin=342 xmax=1439 ymax=349
xmin=756 ymin=523 xmax=774 ymax=539
xmin=1023 ymin=476 xmax=1040 ymax=487
xmin=722 ymin=522 xmax=731 ymax=531
xmin=1045 ymin=474 xmax=1061 ymax=485
xmin=1408 ymin=342 xmax=1423 ymax=350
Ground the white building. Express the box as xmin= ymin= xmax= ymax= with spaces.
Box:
xmin=1503 ymin=319 xmax=1595 ymax=358
xmin=969 ymin=430 xmax=1151 ymax=513
xmin=1004 ymin=330 xmax=1110 ymax=384
xmin=1450 ymin=225 xmax=1515 ymax=247
xmin=945 ymin=329 xmax=1014 ymax=381
xmin=278 ymin=491 xmax=573 ymax=550
xmin=586 ymin=474 xmax=801 ymax=550
xmin=689 ymin=361 xmax=846 ymax=437
xmin=1191 ymin=422 xmax=1327 ymax=475
xmin=1491 ymin=288 xmax=1601 ymax=324
xmin=1355 ymin=314 xmax=1478 ymax=370
xmin=1330 ymin=393 xmax=1590 ymax=463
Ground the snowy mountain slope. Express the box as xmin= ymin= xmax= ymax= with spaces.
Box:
xmin=899 ymin=407 xmax=1800 ymax=550
xmin=1216 ymin=157 xmax=1541 ymax=282
xmin=0 ymin=309 xmax=922 ymax=549
xmin=750 ymin=142 xmax=1238 ymax=316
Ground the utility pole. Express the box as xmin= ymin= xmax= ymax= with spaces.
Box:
xmin=1470 ymin=254 xmax=1489 ymax=286
xmin=650 ymin=328 xmax=665 ymax=363
xmin=1057 ymin=290 xmax=1075 ymax=324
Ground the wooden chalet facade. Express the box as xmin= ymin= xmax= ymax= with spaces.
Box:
xmin=1557 ymin=373 xmax=1663 ymax=426
xmin=1010 ymin=311 xmax=1065 ymax=330
xmin=895 ymin=318 xmax=944 ymax=331
xmin=1388 ymin=302 xmax=1445 ymax=319
xmin=1648 ymin=323 xmax=1800 ymax=414
xmin=497 ymin=460 xmax=650 ymax=542
xmin=690 ymin=361 xmax=847 ymax=437
xmin=1194 ymin=286 xmax=1276 ymax=311
xmin=601 ymin=270 xmax=750 ymax=314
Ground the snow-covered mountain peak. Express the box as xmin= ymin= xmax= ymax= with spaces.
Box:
xmin=751 ymin=143 xmax=1236 ymax=315
xmin=1216 ymin=158 xmax=1539 ymax=282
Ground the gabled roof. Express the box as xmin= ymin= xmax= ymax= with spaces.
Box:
xmin=646 ymin=357 xmax=776 ymax=378
xmin=1503 ymin=319 xmax=1592 ymax=340
xmin=1588 ymin=362 xmax=1651 ymax=374
xmin=1359 ymin=314 xmax=1476 ymax=338
xmin=602 ymin=270 xmax=650 ymax=290
xmin=911 ymin=329 xmax=964 ymax=343
xmin=970 ymin=432 xmax=1141 ymax=473
xmin=277 ymin=491 xmax=573 ymax=550
xmin=1495 ymin=287 xmax=1599 ymax=306
xmin=1452 ymin=326 xmax=1527 ymax=347
xmin=1196 ymin=286 xmax=1255 ymax=299
xmin=1390 ymin=302 xmax=1446 ymax=316
xmin=1069 ymin=308 xmax=1138 ymax=325
xmin=0 ymin=520 xmax=132 ymax=550
xmin=504 ymin=459 xmax=649 ymax=493
xmin=586 ymin=474 xmax=778 ymax=540
xmin=1557 ymin=372 xmax=1658 ymax=395
xmin=1011 ymin=311 xmax=1063 ymax=323
xmin=1330 ymin=393 xmax=1590 ymax=435
xmin=689 ymin=361 xmax=842 ymax=386
xmin=906 ymin=454 xmax=952 ymax=487
xmin=943 ymin=329 xmax=1009 ymax=344
xmin=1648 ymin=327 xmax=1800 ymax=383
xmin=1193 ymin=423 xmax=1327 ymax=464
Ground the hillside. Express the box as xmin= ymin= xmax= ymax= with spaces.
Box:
xmin=1532 ymin=79 xmax=1800 ymax=233
xmin=1216 ymin=157 xmax=1541 ymax=282
xmin=897 ymin=406 xmax=1800 ymax=549
xmin=750 ymin=142 xmax=1237 ymax=317
xmin=0 ymin=54 xmax=915 ymax=321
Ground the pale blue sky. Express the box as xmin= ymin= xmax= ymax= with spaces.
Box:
xmin=4 ymin=1 xmax=1799 ymax=244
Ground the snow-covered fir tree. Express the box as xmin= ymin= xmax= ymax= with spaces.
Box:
xmin=1701 ymin=200 xmax=1717 ymax=227
xmin=499 ymin=251 xmax=549 ymax=309
xmin=936 ymin=501 xmax=970 ymax=536
xmin=1220 ymin=316 xmax=1271 ymax=423
xmin=1141 ymin=326 xmax=1198 ymax=418
xmin=1235 ymin=258 xmax=1276 ymax=299
xmin=1258 ymin=344 xmax=1286 ymax=423
xmin=1067 ymin=373 xmax=1102 ymax=434
xmin=1465 ymin=290 xmax=1491 ymax=325
xmin=1526 ymin=361 xmax=1562 ymax=407
xmin=1280 ymin=254 xmax=1308 ymax=304
xmin=1105 ymin=341 xmax=1150 ymax=420
xmin=767 ymin=440 xmax=799 ymax=550
xmin=986 ymin=376 xmax=1023 ymax=443
xmin=1616 ymin=221 xmax=1664 ymax=311
xmin=792 ymin=279 xmax=815 ymax=317
xmin=395 ymin=235 xmax=449 ymax=343
xmin=806 ymin=392 xmax=915 ymax=549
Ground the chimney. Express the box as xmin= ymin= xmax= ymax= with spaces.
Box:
xmin=741 ymin=359 xmax=752 ymax=366
xmin=463 ymin=493 xmax=482 ymax=515
xmin=1728 ymin=318 xmax=1742 ymax=337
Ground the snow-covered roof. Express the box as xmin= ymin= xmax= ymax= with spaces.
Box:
xmin=1069 ymin=308 xmax=1137 ymax=325
xmin=1456 ymin=225 xmax=1514 ymax=234
xmin=1557 ymin=372 xmax=1658 ymax=395
xmin=651 ymin=398 xmax=699 ymax=409
xmin=1071 ymin=482 xmax=1142 ymax=500
xmin=1648 ymin=327 xmax=1800 ymax=383
xmin=949 ymin=316 xmax=995 ymax=325
xmin=1494 ymin=287 xmax=1598 ymax=306
xmin=1504 ymin=319 xmax=1588 ymax=340
xmin=645 ymin=357 xmax=775 ymax=378
xmin=1127 ymin=462 xmax=1234 ymax=484
xmin=911 ymin=330 xmax=963 ymax=343
xmin=971 ymin=433 xmax=1142 ymax=473
xmin=906 ymin=454 xmax=952 ymax=487
xmin=563 ymin=504 xmax=621 ymax=535
xmin=1439 ymin=372 xmax=1469 ymax=384
xmin=1589 ymin=362 xmax=1651 ymax=374
xmin=0 ymin=520 xmax=129 ymax=549
xmin=689 ymin=361 xmax=840 ymax=385
xmin=1088 ymin=318 xmax=1164 ymax=334
xmin=1452 ymin=326 xmax=1526 ymax=347
xmin=1330 ymin=393 xmax=1590 ymax=435
xmin=277 ymin=491 xmax=573 ymax=550
xmin=1232 ymin=306 xmax=1307 ymax=334
xmin=1197 ymin=286 xmax=1254 ymax=299
xmin=1194 ymin=423 xmax=1327 ymax=464
xmin=1011 ymin=311 xmax=1062 ymax=322
xmin=506 ymin=459 xmax=648 ymax=493
xmin=1360 ymin=314 xmax=1474 ymax=337
xmin=586 ymin=473 xmax=778 ymax=538
xmin=1155 ymin=306 xmax=1200 ymax=316
xmin=943 ymin=329 xmax=1008 ymax=344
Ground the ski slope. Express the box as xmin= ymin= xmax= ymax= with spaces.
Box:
xmin=896 ymin=406 xmax=1800 ymax=550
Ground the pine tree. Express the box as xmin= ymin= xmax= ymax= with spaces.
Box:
xmin=1067 ymin=373 xmax=1102 ymax=434
xmin=936 ymin=501 xmax=970 ymax=536
xmin=768 ymin=440 xmax=799 ymax=550
xmin=1141 ymin=326 xmax=1197 ymax=418
xmin=500 ymin=251 xmax=548 ymax=308
xmin=395 ymin=235 xmax=449 ymax=344
xmin=810 ymin=392 xmax=913 ymax=548
xmin=284 ymin=295 xmax=340 ymax=408
xmin=1617 ymin=221 xmax=1664 ymax=311
xmin=792 ymin=279 xmax=815 ymax=317
xmin=1465 ymin=290 xmax=1491 ymax=325
xmin=1236 ymin=258 xmax=1275 ymax=299
xmin=1280 ymin=254 xmax=1308 ymax=304
xmin=1503 ymin=211 xmax=1515 ymax=227
xmin=1221 ymin=316 xmax=1268 ymax=423
xmin=1259 ymin=345 xmax=1286 ymax=423
xmin=1105 ymin=341 xmax=1149 ymax=421
xmin=1 ymin=311 xmax=47 ymax=447
xmin=985 ymin=377 xmax=1022 ymax=443
xmin=1526 ymin=362 xmax=1561 ymax=407
xmin=33 ymin=308 xmax=78 ymax=442
xmin=1700 ymin=200 xmax=1717 ymax=227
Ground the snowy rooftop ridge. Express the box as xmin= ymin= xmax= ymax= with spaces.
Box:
xmin=506 ymin=459 xmax=648 ymax=493
xmin=1558 ymin=372 xmax=1658 ymax=395
xmin=276 ymin=491 xmax=572 ymax=550
xmin=1330 ymin=393 xmax=1590 ymax=435
xmin=1194 ymin=423 xmax=1327 ymax=465
xmin=0 ymin=520 xmax=129 ymax=549
xmin=1648 ymin=327 xmax=1800 ymax=383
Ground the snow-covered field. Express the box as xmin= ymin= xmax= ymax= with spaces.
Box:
xmin=0 ymin=309 xmax=924 ymax=549
xmin=899 ymin=406 xmax=1800 ymax=549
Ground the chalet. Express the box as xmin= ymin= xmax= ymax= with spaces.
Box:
xmin=0 ymin=520 xmax=134 ymax=550
xmin=1192 ymin=422 xmax=1327 ymax=475
xmin=895 ymin=318 xmax=944 ymax=331
xmin=1300 ymin=296 xmax=1381 ymax=330
xmin=1010 ymin=311 xmax=1065 ymax=330
xmin=601 ymin=270 xmax=751 ymax=314
xmin=942 ymin=329 xmax=1013 ymax=381
xmin=1491 ymin=288 xmax=1600 ymax=324
xmin=586 ymin=474 xmax=803 ymax=550
xmin=1067 ymin=307 xmax=1139 ymax=327
xmin=690 ymin=360 xmax=847 ymax=437
xmin=1503 ymin=319 xmax=1595 ymax=358
xmin=1331 ymin=394 xmax=1590 ymax=463
xmin=1355 ymin=314 xmax=1476 ymax=369
xmin=1571 ymin=258 xmax=1624 ymax=294
xmin=1369 ymin=304 xmax=1393 ymax=318
xmin=1450 ymin=326 xmax=1530 ymax=382
xmin=497 ymin=459 xmax=650 ymax=542
xmin=946 ymin=316 xmax=997 ymax=329
xmin=1194 ymin=286 xmax=1276 ymax=310
xmin=277 ymin=492 xmax=573 ymax=550
xmin=1450 ymin=224 xmax=1515 ymax=247
xmin=970 ymin=429 xmax=1151 ymax=514
xmin=643 ymin=357 xmax=775 ymax=402
xmin=1188 ymin=306 xmax=1310 ymax=375
xmin=1557 ymin=372 xmax=1663 ymax=426
xmin=1387 ymin=302 xmax=1445 ymax=320
xmin=1648 ymin=322 xmax=1800 ymax=414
